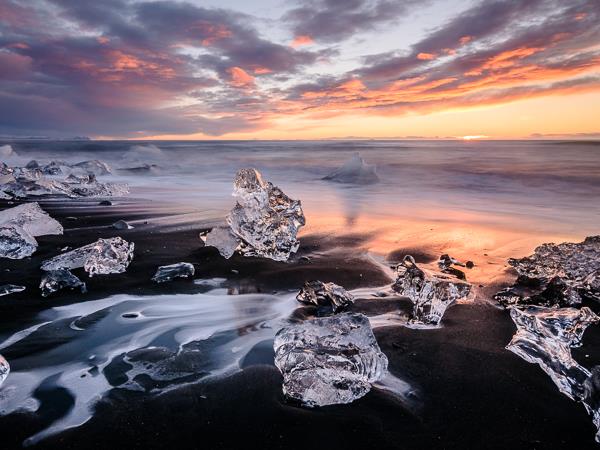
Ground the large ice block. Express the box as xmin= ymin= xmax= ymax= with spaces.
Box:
xmin=274 ymin=313 xmax=388 ymax=407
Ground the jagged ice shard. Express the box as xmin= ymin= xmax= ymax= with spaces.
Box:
xmin=41 ymin=237 xmax=134 ymax=276
xmin=495 ymin=236 xmax=600 ymax=307
xmin=152 ymin=262 xmax=195 ymax=283
xmin=201 ymin=225 xmax=240 ymax=259
xmin=507 ymin=305 xmax=600 ymax=441
xmin=205 ymin=168 xmax=305 ymax=261
xmin=40 ymin=269 xmax=87 ymax=297
xmin=296 ymin=280 xmax=355 ymax=313
xmin=273 ymin=313 xmax=388 ymax=407
xmin=0 ymin=284 xmax=25 ymax=296
xmin=323 ymin=152 xmax=379 ymax=184
xmin=392 ymin=255 xmax=472 ymax=326
xmin=0 ymin=202 xmax=63 ymax=259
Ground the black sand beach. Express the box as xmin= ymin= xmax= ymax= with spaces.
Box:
xmin=2 ymin=198 xmax=600 ymax=449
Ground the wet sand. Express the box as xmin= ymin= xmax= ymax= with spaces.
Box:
xmin=2 ymin=198 xmax=600 ymax=449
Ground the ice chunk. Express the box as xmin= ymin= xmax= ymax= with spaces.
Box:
xmin=0 ymin=225 xmax=38 ymax=259
xmin=41 ymin=237 xmax=134 ymax=277
xmin=0 ymin=202 xmax=63 ymax=236
xmin=117 ymin=164 xmax=161 ymax=175
xmin=437 ymin=254 xmax=467 ymax=280
xmin=40 ymin=269 xmax=87 ymax=297
xmin=152 ymin=262 xmax=195 ymax=283
xmin=495 ymin=236 xmax=600 ymax=307
xmin=323 ymin=153 xmax=379 ymax=184
xmin=223 ymin=168 xmax=305 ymax=261
xmin=0 ymin=284 xmax=26 ymax=296
xmin=0 ymin=354 xmax=9 ymax=386
xmin=392 ymin=255 xmax=472 ymax=326
xmin=72 ymin=160 xmax=112 ymax=175
xmin=112 ymin=220 xmax=133 ymax=230
xmin=274 ymin=313 xmax=388 ymax=407
xmin=296 ymin=280 xmax=355 ymax=312
xmin=202 ymin=226 xmax=240 ymax=259
xmin=507 ymin=305 xmax=600 ymax=441
xmin=0 ymin=203 xmax=63 ymax=259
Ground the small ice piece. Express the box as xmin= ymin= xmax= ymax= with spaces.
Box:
xmin=112 ymin=220 xmax=133 ymax=230
xmin=203 ymin=226 xmax=240 ymax=259
xmin=323 ymin=153 xmax=379 ymax=184
xmin=507 ymin=305 xmax=600 ymax=441
xmin=437 ymin=254 xmax=467 ymax=280
xmin=40 ymin=269 xmax=87 ymax=297
xmin=0 ymin=284 xmax=26 ymax=296
xmin=296 ymin=280 xmax=355 ymax=312
xmin=0 ymin=354 xmax=9 ymax=386
xmin=152 ymin=262 xmax=195 ymax=283
xmin=41 ymin=237 xmax=134 ymax=277
xmin=392 ymin=255 xmax=472 ymax=326
xmin=224 ymin=168 xmax=305 ymax=261
xmin=495 ymin=236 xmax=600 ymax=307
xmin=274 ymin=313 xmax=388 ymax=407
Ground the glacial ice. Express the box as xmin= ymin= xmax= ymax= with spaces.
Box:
xmin=41 ymin=237 xmax=134 ymax=276
xmin=507 ymin=305 xmax=600 ymax=441
xmin=437 ymin=254 xmax=468 ymax=280
xmin=40 ymin=269 xmax=87 ymax=297
xmin=296 ymin=280 xmax=355 ymax=312
xmin=112 ymin=219 xmax=133 ymax=230
xmin=0 ymin=160 xmax=127 ymax=199
xmin=0 ymin=354 xmax=9 ymax=386
xmin=152 ymin=262 xmax=195 ymax=283
xmin=323 ymin=153 xmax=379 ymax=184
xmin=202 ymin=226 xmax=240 ymax=259
xmin=495 ymin=236 xmax=600 ymax=307
xmin=0 ymin=202 xmax=63 ymax=236
xmin=0 ymin=203 xmax=63 ymax=259
xmin=273 ymin=313 xmax=388 ymax=407
xmin=205 ymin=168 xmax=305 ymax=261
xmin=392 ymin=255 xmax=472 ymax=326
xmin=0 ymin=284 xmax=26 ymax=296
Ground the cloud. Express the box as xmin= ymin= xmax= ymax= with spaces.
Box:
xmin=284 ymin=0 xmax=426 ymax=43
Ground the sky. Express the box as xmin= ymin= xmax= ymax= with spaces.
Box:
xmin=0 ymin=0 xmax=599 ymax=140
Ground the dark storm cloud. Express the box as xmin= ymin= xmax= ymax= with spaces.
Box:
xmin=284 ymin=0 xmax=425 ymax=43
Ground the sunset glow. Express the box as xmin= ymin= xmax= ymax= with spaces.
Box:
xmin=0 ymin=0 xmax=599 ymax=140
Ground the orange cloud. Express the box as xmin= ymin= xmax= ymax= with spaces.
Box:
xmin=227 ymin=66 xmax=255 ymax=88
xmin=291 ymin=35 xmax=314 ymax=47
xmin=417 ymin=52 xmax=436 ymax=60
xmin=459 ymin=36 xmax=472 ymax=45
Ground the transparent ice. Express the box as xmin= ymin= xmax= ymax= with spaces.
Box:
xmin=323 ymin=153 xmax=379 ymax=184
xmin=0 ymin=354 xmax=9 ymax=386
xmin=507 ymin=305 xmax=600 ymax=441
xmin=495 ymin=236 xmax=600 ymax=307
xmin=218 ymin=168 xmax=305 ymax=261
xmin=152 ymin=262 xmax=195 ymax=283
xmin=392 ymin=255 xmax=472 ymax=326
xmin=0 ymin=284 xmax=26 ymax=296
xmin=296 ymin=280 xmax=355 ymax=312
xmin=202 ymin=225 xmax=241 ymax=259
xmin=40 ymin=269 xmax=87 ymax=297
xmin=274 ymin=313 xmax=388 ymax=407
xmin=41 ymin=237 xmax=134 ymax=276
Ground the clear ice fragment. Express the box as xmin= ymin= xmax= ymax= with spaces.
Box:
xmin=221 ymin=168 xmax=305 ymax=261
xmin=296 ymin=280 xmax=355 ymax=312
xmin=273 ymin=313 xmax=388 ymax=407
xmin=0 ymin=284 xmax=26 ymax=296
xmin=323 ymin=153 xmax=379 ymax=184
xmin=0 ymin=354 xmax=9 ymax=386
xmin=507 ymin=305 xmax=600 ymax=441
xmin=112 ymin=220 xmax=133 ymax=230
xmin=41 ymin=237 xmax=134 ymax=277
xmin=392 ymin=255 xmax=472 ymax=326
xmin=0 ymin=225 xmax=38 ymax=259
xmin=40 ymin=269 xmax=87 ymax=297
xmin=152 ymin=262 xmax=195 ymax=283
xmin=203 ymin=226 xmax=240 ymax=259
xmin=0 ymin=202 xmax=63 ymax=236
xmin=495 ymin=236 xmax=600 ymax=307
